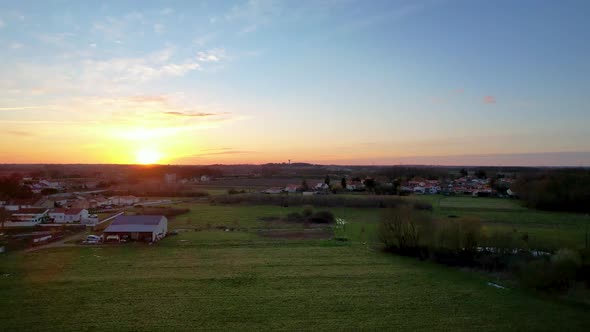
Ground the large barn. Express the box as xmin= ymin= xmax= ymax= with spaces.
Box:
xmin=103 ymin=215 xmax=167 ymax=242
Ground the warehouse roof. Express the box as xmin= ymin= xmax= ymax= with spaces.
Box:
xmin=103 ymin=215 xmax=165 ymax=233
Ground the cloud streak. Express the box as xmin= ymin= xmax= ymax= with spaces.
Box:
xmin=5 ymin=130 xmax=35 ymax=137
xmin=163 ymin=111 xmax=218 ymax=117
xmin=483 ymin=95 xmax=496 ymax=104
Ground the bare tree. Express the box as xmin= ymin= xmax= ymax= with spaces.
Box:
xmin=0 ymin=207 xmax=12 ymax=232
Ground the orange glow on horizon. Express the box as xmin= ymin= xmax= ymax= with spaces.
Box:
xmin=135 ymin=148 xmax=163 ymax=165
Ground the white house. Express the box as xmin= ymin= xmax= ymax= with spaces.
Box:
xmin=346 ymin=182 xmax=365 ymax=191
xmin=39 ymin=180 xmax=63 ymax=190
xmin=110 ymin=196 xmax=140 ymax=206
xmin=284 ymin=184 xmax=300 ymax=193
xmin=263 ymin=187 xmax=283 ymax=194
xmin=314 ymin=183 xmax=330 ymax=190
xmin=164 ymin=173 xmax=177 ymax=184
xmin=200 ymin=175 xmax=211 ymax=182
xmin=49 ymin=208 xmax=89 ymax=223
xmin=94 ymin=197 xmax=111 ymax=207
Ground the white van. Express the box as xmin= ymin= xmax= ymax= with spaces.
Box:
xmin=105 ymin=235 xmax=120 ymax=242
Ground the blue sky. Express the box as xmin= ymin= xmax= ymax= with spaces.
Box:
xmin=1 ymin=0 xmax=589 ymax=165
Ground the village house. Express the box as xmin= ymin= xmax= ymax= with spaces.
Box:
xmin=103 ymin=215 xmax=168 ymax=243
xmin=70 ymin=199 xmax=90 ymax=209
xmin=49 ymin=208 xmax=89 ymax=223
xmin=346 ymin=181 xmax=365 ymax=191
xmin=314 ymin=183 xmax=330 ymax=191
xmin=284 ymin=184 xmax=300 ymax=193
xmin=38 ymin=179 xmax=63 ymax=190
xmin=109 ymin=196 xmax=140 ymax=206
xmin=164 ymin=173 xmax=177 ymax=184
xmin=10 ymin=208 xmax=50 ymax=224
xmin=263 ymin=187 xmax=283 ymax=194
xmin=2 ymin=198 xmax=39 ymax=211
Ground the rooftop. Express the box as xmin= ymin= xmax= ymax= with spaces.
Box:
xmin=51 ymin=208 xmax=86 ymax=215
xmin=103 ymin=215 xmax=166 ymax=233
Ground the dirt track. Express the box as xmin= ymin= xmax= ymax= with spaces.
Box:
xmin=24 ymin=232 xmax=86 ymax=252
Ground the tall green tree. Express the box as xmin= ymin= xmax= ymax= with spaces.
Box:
xmin=341 ymin=177 xmax=347 ymax=189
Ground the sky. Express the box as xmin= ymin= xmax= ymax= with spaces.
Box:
xmin=1 ymin=0 xmax=589 ymax=166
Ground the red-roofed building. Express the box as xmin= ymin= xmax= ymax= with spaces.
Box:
xmin=284 ymin=184 xmax=301 ymax=193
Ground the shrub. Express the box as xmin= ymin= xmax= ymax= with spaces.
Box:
xmin=228 ymin=188 xmax=246 ymax=195
xmin=519 ymin=249 xmax=582 ymax=291
xmin=551 ymin=249 xmax=582 ymax=286
xmin=378 ymin=206 xmax=432 ymax=254
xmin=309 ymin=211 xmax=335 ymax=224
xmin=286 ymin=212 xmax=303 ymax=222
xmin=210 ymin=193 xmax=431 ymax=210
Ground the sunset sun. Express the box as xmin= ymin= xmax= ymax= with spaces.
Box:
xmin=135 ymin=148 xmax=162 ymax=165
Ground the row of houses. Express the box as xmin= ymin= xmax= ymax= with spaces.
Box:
xmin=4 ymin=207 xmax=91 ymax=225
xmin=402 ymin=176 xmax=509 ymax=195
xmin=1 ymin=194 xmax=141 ymax=212
xmin=263 ymin=180 xmax=368 ymax=194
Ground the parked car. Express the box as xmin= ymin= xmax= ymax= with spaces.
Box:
xmin=86 ymin=235 xmax=101 ymax=242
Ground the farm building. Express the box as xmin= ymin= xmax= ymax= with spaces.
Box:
xmin=103 ymin=215 xmax=167 ymax=242
xmin=9 ymin=208 xmax=50 ymax=224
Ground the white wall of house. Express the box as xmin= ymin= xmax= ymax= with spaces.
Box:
xmin=154 ymin=217 xmax=168 ymax=241
xmin=50 ymin=212 xmax=66 ymax=222
xmin=49 ymin=209 xmax=89 ymax=223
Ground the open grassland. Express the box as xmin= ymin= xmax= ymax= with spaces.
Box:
xmin=170 ymin=195 xmax=588 ymax=250
xmin=1 ymin=230 xmax=590 ymax=331
xmin=413 ymin=195 xmax=589 ymax=250
xmin=2 ymin=196 xmax=589 ymax=331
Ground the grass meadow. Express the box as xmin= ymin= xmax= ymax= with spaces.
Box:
xmin=1 ymin=194 xmax=589 ymax=331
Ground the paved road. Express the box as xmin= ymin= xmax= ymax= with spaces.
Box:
xmin=24 ymin=232 xmax=87 ymax=252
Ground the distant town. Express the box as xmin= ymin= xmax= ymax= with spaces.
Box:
xmin=0 ymin=164 xmax=523 ymax=230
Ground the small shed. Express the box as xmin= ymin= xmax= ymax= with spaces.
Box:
xmin=103 ymin=215 xmax=167 ymax=242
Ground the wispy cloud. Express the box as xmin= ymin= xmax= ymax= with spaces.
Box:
xmin=163 ymin=111 xmax=218 ymax=117
xmin=224 ymin=0 xmax=282 ymax=34
xmin=174 ymin=149 xmax=258 ymax=163
xmin=344 ymin=2 xmax=428 ymax=31
xmin=5 ymin=130 xmax=35 ymax=137
xmin=154 ymin=23 xmax=165 ymax=34
xmin=10 ymin=43 xmax=24 ymax=49
xmin=81 ymin=49 xmax=201 ymax=84
xmin=483 ymin=95 xmax=496 ymax=104
xmin=92 ymin=12 xmax=145 ymax=41
xmin=0 ymin=105 xmax=55 ymax=111
xmin=197 ymin=48 xmax=227 ymax=62
xmin=0 ymin=19 xmax=5 ymax=28
xmin=37 ymin=32 xmax=76 ymax=47
xmin=194 ymin=32 xmax=216 ymax=46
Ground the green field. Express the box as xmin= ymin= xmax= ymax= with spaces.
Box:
xmin=1 ymin=197 xmax=590 ymax=331
xmin=415 ymin=195 xmax=590 ymax=250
